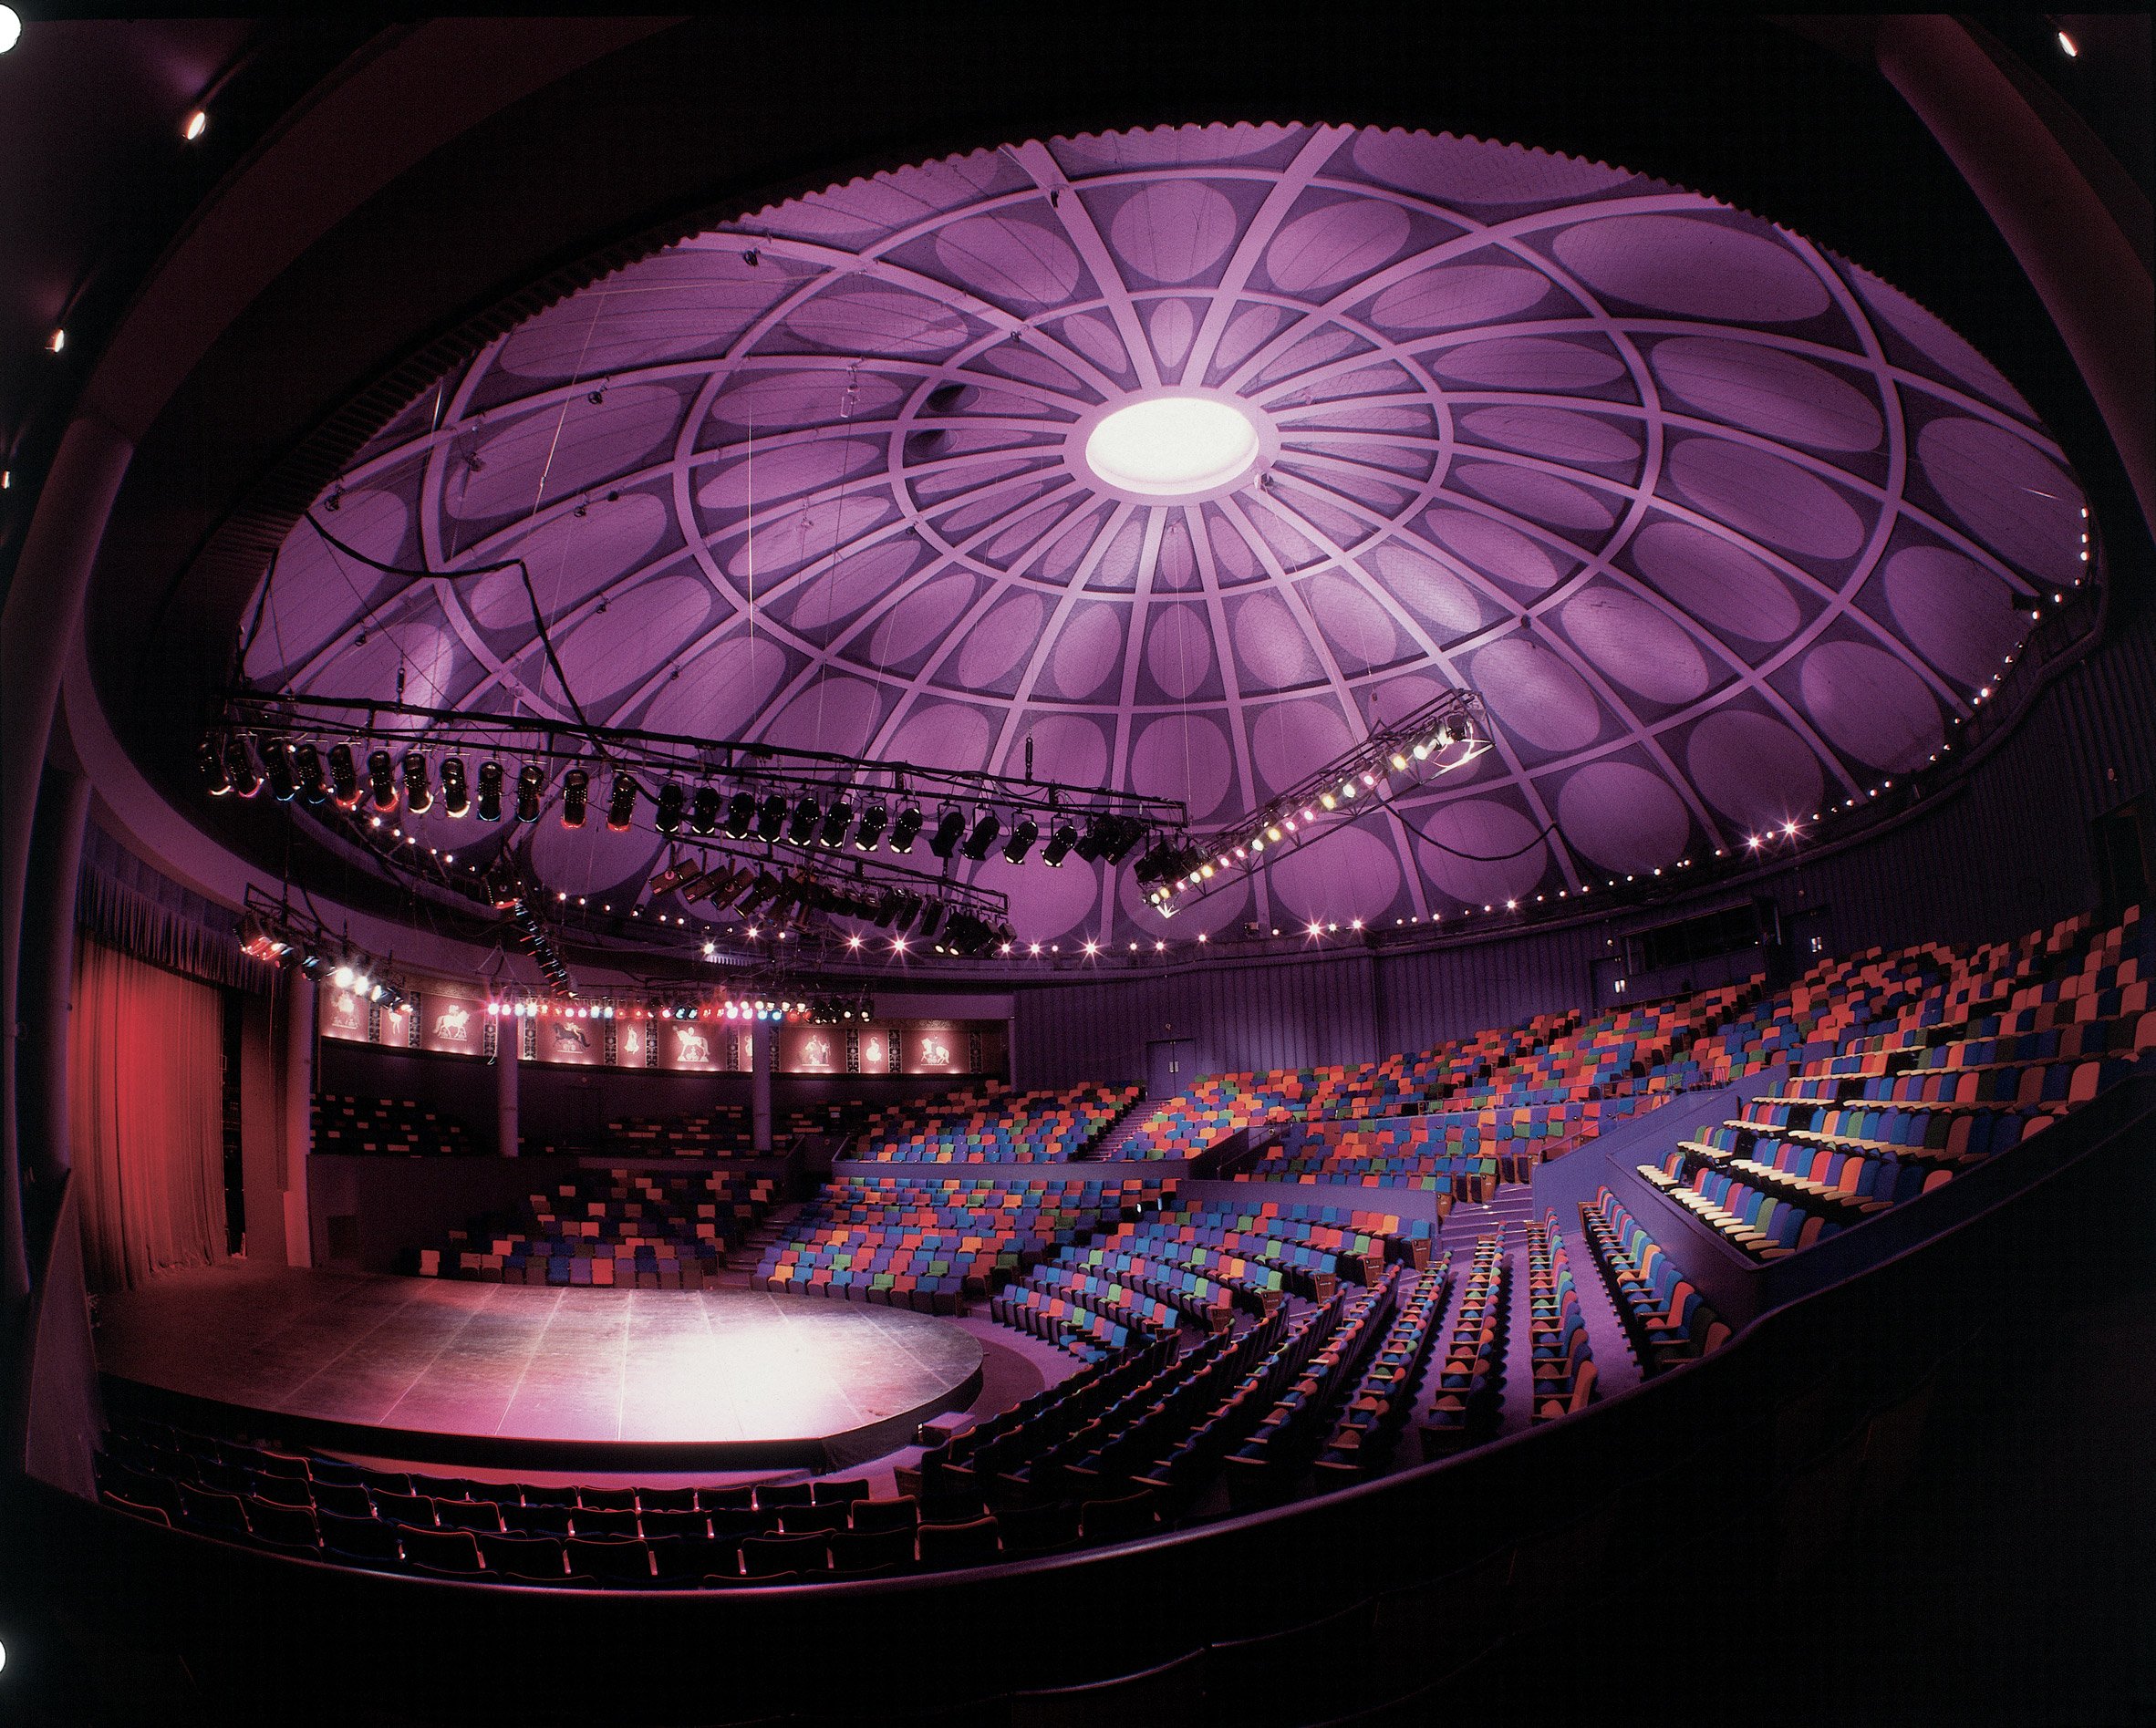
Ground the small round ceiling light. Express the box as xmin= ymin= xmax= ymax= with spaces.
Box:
xmin=1083 ymin=395 xmax=1260 ymax=498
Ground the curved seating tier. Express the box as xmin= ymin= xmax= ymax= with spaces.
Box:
xmin=418 ymin=1168 xmax=777 ymax=1286
xmin=858 ymin=1082 xmax=1141 ymax=1163
xmin=756 ymin=1175 xmax=1170 ymax=1313
xmin=1528 ymin=1215 xmax=1595 ymax=1423
xmin=1419 ymin=1234 xmax=1509 ymax=1454
xmin=1579 ymin=1188 xmax=1729 ymax=1371
xmin=314 ymin=1092 xmax=480 ymax=1157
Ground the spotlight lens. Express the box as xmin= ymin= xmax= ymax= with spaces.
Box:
xmin=1083 ymin=395 xmax=1260 ymax=498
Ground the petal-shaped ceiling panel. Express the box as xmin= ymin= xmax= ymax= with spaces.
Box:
xmin=253 ymin=123 xmax=2089 ymax=939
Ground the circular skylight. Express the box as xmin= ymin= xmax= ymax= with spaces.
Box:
xmin=1082 ymin=395 xmax=1263 ymax=497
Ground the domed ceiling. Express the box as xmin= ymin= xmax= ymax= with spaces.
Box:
xmin=242 ymin=121 xmax=2092 ymax=955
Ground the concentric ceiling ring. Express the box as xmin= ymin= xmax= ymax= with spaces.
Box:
xmin=246 ymin=121 xmax=2093 ymax=949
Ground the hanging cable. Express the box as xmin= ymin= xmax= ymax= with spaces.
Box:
xmin=299 ymin=512 xmax=607 ymax=752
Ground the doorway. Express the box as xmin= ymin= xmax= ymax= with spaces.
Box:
xmin=1146 ymin=1038 xmax=1196 ymax=1100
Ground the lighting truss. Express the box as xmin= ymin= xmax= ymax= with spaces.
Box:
xmin=237 ymin=888 xmax=413 ymax=1007
xmin=1137 ymin=688 xmax=1493 ymax=914
xmin=211 ymin=691 xmax=1184 ymax=844
xmin=648 ymin=838 xmax=1014 ymax=956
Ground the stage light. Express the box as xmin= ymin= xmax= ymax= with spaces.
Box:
xmin=2057 ymin=29 xmax=2077 ymax=56
xmin=1001 ymin=814 xmax=1039 ymax=864
xmin=403 ymin=751 xmax=434 ymax=815
xmin=757 ymin=792 xmax=788 ymax=841
xmin=963 ymin=812 xmax=1001 ymax=861
xmin=286 ymin=742 xmax=327 ymax=806
xmin=433 ymin=756 xmax=467 ymax=817
xmin=687 ymin=784 xmax=720 ymax=837
xmin=475 ymin=760 xmax=504 ymax=822
xmin=852 ymin=802 xmax=888 ymax=851
xmin=260 ymin=740 xmax=299 ymax=802
xmin=721 ymin=791 xmax=756 ymax=840
xmin=787 ymin=794 xmax=821 ymax=846
xmin=819 ymin=799 xmax=854 ymax=848
xmin=199 ymin=737 xmax=233 ymax=796
xmin=600 ymin=772 xmax=637 ymax=832
xmin=1041 ymin=821 xmax=1079 ymax=867
xmin=515 ymin=763 xmax=544 ymax=823
xmin=889 ymin=805 xmax=923 ymax=854
xmin=367 ymin=749 xmax=397 ymax=812
xmin=560 ymin=768 xmax=588 ymax=827
xmin=655 ymin=781 xmax=685 ymax=835
xmin=0 ymin=9 xmax=19 ymax=53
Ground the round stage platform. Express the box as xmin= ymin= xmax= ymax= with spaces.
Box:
xmin=95 ymin=1263 xmax=985 ymax=1470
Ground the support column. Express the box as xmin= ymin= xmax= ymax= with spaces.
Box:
xmin=24 ymin=769 xmax=91 ymax=1195
xmin=281 ymin=976 xmax=314 ymax=1268
xmin=497 ymin=1012 xmax=521 ymax=1157
xmin=2 ymin=415 xmax=134 ymax=1313
xmin=239 ymin=996 xmax=287 ymax=1266
xmin=752 ymin=1020 xmax=774 ymax=1153
xmin=1875 ymin=15 xmax=2156 ymax=537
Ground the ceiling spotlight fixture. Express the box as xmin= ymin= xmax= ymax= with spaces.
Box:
xmin=367 ymin=749 xmax=398 ymax=812
xmin=295 ymin=743 xmax=329 ymax=807
xmin=929 ymin=810 xmax=967 ymax=859
xmin=889 ymin=805 xmax=924 ymax=854
xmin=687 ymin=784 xmax=720 ymax=837
xmin=1002 ymin=814 xmax=1039 ymax=864
xmin=182 ymin=108 xmax=208 ymax=141
xmin=440 ymin=756 xmax=470 ymax=817
xmin=515 ymin=763 xmax=545 ymax=823
xmin=559 ymin=767 xmax=589 ymax=828
xmin=606 ymin=773 xmax=637 ymax=831
xmin=785 ymin=794 xmax=821 ymax=846
xmin=655 ymin=781 xmax=686 ymax=835
xmin=853 ymin=802 xmax=889 ymax=851
xmin=756 ymin=792 xmax=788 ymax=842
xmin=262 ymin=740 xmax=299 ymax=802
xmin=475 ymin=760 xmax=504 ymax=823
xmin=402 ymin=751 xmax=434 ymax=816
xmin=962 ymin=812 xmax=1001 ymax=861
xmin=1042 ymin=822 xmax=1078 ymax=867
xmin=818 ymin=799 xmax=854 ymax=848
xmin=199 ymin=737 xmax=233 ymax=796
xmin=723 ymin=791 xmax=757 ymax=839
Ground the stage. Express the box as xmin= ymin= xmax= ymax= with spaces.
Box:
xmin=95 ymin=1262 xmax=985 ymax=1470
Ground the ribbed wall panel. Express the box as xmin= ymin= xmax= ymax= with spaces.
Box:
xmin=1013 ymin=603 xmax=2156 ymax=1090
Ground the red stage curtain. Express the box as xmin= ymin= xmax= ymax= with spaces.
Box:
xmin=67 ymin=936 xmax=227 ymax=1291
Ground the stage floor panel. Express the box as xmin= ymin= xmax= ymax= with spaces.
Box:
xmin=96 ymin=1263 xmax=983 ymax=1465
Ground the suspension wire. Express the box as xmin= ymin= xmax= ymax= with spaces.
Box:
xmin=299 ymin=512 xmax=606 ymax=752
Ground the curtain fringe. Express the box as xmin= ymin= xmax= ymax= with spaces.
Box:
xmin=74 ymin=866 xmax=276 ymax=995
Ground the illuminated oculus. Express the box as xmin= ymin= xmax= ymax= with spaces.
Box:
xmin=1083 ymin=395 xmax=1260 ymax=498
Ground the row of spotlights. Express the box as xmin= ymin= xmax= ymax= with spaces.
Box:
xmin=202 ymin=740 xmax=1149 ymax=870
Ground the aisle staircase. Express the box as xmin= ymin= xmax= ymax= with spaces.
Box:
xmin=1438 ymin=1185 xmax=1536 ymax=1253
xmin=716 ymin=1200 xmax=805 ymax=1289
xmin=1084 ymin=1108 xmax=1159 ymax=1163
